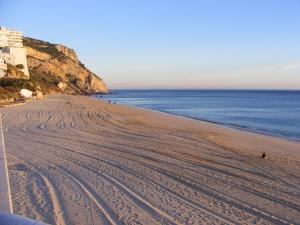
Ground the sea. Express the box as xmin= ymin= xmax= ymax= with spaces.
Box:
xmin=98 ymin=90 xmax=300 ymax=142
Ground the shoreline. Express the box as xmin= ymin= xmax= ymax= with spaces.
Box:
xmin=2 ymin=94 xmax=300 ymax=224
xmin=94 ymin=95 xmax=300 ymax=161
xmin=96 ymin=96 xmax=300 ymax=144
xmin=141 ymin=109 xmax=300 ymax=144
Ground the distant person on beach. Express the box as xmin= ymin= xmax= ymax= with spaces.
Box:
xmin=261 ymin=152 xmax=267 ymax=159
xmin=108 ymin=100 xmax=111 ymax=104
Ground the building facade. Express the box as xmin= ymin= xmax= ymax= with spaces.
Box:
xmin=0 ymin=51 xmax=7 ymax=78
xmin=0 ymin=27 xmax=29 ymax=77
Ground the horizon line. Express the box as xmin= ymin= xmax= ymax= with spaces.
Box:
xmin=108 ymin=88 xmax=300 ymax=91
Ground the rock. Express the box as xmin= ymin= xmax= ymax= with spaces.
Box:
xmin=0 ymin=98 xmax=14 ymax=104
xmin=54 ymin=44 xmax=79 ymax=63
xmin=5 ymin=64 xmax=29 ymax=80
xmin=35 ymin=91 xmax=43 ymax=99
xmin=57 ymin=82 xmax=67 ymax=90
xmin=23 ymin=37 xmax=108 ymax=94
xmin=35 ymin=86 xmax=43 ymax=99
xmin=20 ymin=89 xmax=33 ymax=98
xmin=26 ymin=47 xmax=51 ymax=61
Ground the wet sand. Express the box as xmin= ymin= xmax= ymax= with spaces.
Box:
xmin=1 ymin=94 xmax=300 ymax=225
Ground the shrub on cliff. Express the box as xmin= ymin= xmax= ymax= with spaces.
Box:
xmin=16 ymin=64 xmax=25 ymax=69
xmin=23 ymin=38 xmax=66 ymax=61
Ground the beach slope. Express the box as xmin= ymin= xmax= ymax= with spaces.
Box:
xmin=2 ymin=95 xmax=300 ymax=224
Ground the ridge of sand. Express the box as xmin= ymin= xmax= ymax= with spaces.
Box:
xmin=1 ymin=94 xmax=300 ymax=225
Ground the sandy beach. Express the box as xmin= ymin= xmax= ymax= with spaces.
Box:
xmin=1 ymin=94 xmax=300 ymax=225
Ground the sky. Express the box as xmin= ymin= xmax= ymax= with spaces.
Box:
xmin=1 ymin=0 xmax=300 ymax=89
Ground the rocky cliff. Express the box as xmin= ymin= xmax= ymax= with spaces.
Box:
xmin=23 ymin=37 xmax=108 ymax=94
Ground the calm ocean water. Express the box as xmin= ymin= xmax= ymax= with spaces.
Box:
xmin=99 ymin=90 xmax=300 ymax=142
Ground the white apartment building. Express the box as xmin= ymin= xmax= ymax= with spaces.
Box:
xmin=0 ymin=27 xmax=29 ymax=76
xmin=0 ymin=27 xmax=23 ymax=48
xmin=0 ymin=51 xmax=7 ymax=78
xmin=0 ymin=32 xmax=9 ymax=47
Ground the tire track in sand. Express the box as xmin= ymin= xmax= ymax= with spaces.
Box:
xmin=59 ymin=168 xmax=122 ymax=225
xmin=40 ymin=174 xmax=67 ymax=225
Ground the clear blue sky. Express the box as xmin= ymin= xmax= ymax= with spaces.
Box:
xmin=1 ymin=0 xmax=300 ymax=89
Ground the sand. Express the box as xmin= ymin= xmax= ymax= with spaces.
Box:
xmin=1 ymin=94 xmax=300 ymax=225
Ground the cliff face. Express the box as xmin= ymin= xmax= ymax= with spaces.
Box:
xmin=23 ymin=38 xmax=108 ymax=94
